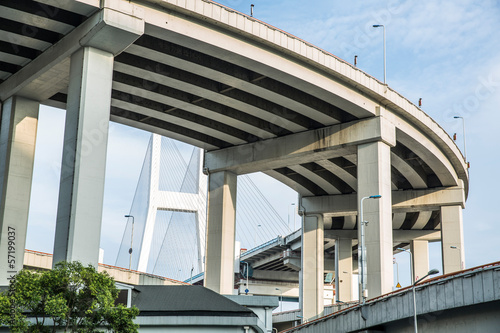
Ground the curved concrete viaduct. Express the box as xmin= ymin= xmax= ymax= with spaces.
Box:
xmin=0 ymin=0 xmax=468 ymax=321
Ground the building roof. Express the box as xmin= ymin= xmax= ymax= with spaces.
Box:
xmin=132 ymin=285 xmax=256 ymax=317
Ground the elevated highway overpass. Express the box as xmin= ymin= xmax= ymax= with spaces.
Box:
xmin=0 ymin=0 xmax=468 ymax=321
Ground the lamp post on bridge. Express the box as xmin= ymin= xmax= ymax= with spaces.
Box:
xmin=241 ymin=261 xmax=249 ymax=295
xmin=412 ymin=269 xmax=439 ymax=333
xmin=450 ymin=246 xmax=464 ymax=270
xmin=453 ymin=116 xmax=468 ymax=166
xmin=359 ymin=194 xmax=381 ymax=305
xmin=125 ymin=215 xmax=134 ymax=271
xmin=288 ymin=203 xmax=296 ymax=231
xmin=397 ymin=247 xmax=414 ymax=285
xmin=372 ymin=24 xmax=386 ymax=84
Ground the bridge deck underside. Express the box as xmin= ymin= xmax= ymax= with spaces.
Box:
xmin=0 ymin=0 xmax=466 ymax=250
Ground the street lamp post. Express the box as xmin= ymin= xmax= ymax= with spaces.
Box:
xmin=397 ymin=247 xmax=414 ymax=285
xmin=242 ymin=261 xmax=249 ymax=295
xmin=394 ymin=257 xmax=400 ymax=288
xmin=359 ymin=194 xmax=382 ymax=305
xmin=288 ymin=203 xmax=296 ymax=231
xmin=453 ymin=116 xmax=467 ymax=163
xmin=450 ymin=246 xmax=464 ymax=270
xmin=373 ymin=24 xmax=386 ymax=84
xmin=254 ymin=224 xmax=262 ymax=248
xmin=412 ymin=269 xmax=439 ymax=333
xmin=125 ymin=215 xmax=134 ymax=270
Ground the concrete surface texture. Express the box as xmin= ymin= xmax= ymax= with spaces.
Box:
xmin=0 ymin=0 xmax=468 ymax=324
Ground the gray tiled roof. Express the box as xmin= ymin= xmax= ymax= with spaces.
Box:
xmin=132 ymin=285 xmax=255 ymax=316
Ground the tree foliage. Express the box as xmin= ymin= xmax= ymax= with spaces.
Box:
xmin=0 ymin=261 xmax=139 ymax=332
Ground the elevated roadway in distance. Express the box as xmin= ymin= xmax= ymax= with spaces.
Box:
xmin=22 ymin=249 xmax=187 ymax=286
xmin=278 ymin=262 xmax=500 ymax=333
xmin=0 ymin=0 xmax=468 ymax=322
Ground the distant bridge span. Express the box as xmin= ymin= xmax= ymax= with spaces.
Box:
xmin=0 ymin=0 xmax=467 ymax=320
xmin=278 ymin=262 xmax=500 ymax=333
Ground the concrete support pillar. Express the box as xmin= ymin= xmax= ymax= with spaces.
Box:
xmin=0 ymin=97 xmax=39 ymax=285
xmin=357 ymin=141 xmax=393 ymax=298
xmin=337 ymin=238 xmax=353 ymax=302
xmin=441 ymin=205 xmax=465 ymax=274
xmin=301 ymin=214 xmax=324 ymax=321
xmin=53 ymin=47 xmax=113 ymax=267
xmin=411 ymin=240 xmax=429 ymax=281
xmin=204 ymin=171 xmax=237 ymax=294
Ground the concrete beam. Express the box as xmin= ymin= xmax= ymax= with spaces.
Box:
xmin=396 ymin=127 xmax=458 ymax=188
xmin=251 ymin=270 xmax=298 ymax=283
xmin=205 ymin=116 xmax=396 ymax=174
xmin=0 ymin=3 xmax=144 ymax=101
xmin=237 ymin=282 xmax=299 ymax=299
xmin=116 ymin=44 xmax=307 ymax=134
xmin=144 ymin=9 xmax=378 ymax=120
xmin=301 ymin=184 xmax=465 ymax=216
xmin=247 ymin=251 xmax=282 ymax=269
xmin=0 ymin=97 xmax=39 ymax=285
xmin=393 ymin=180 xmax=465 ymax=212
xmin=324 ymin=230 xmax=441 ymax=243
xmin=284 ymin=258 xmax=301 ymax=271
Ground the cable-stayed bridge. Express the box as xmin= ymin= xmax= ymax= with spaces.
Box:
xmin=116 ymin=134 xmax=293 ymax=281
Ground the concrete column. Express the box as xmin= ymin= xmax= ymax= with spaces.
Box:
xmin=0 ymin=97 xmax=39 ymax=285
xmin=301 ymin=214 xmax=324 ymax=321
xmin=337 ymin=238 xmax=353 ymax=302
xmin=411 ymin=240 xmax=429 ymax=281
xmin=357 ymin=141 xmax=393 ymax=298
xmin=204 ymin=171 xmax=237 ymax=294
xmin=53 ymin=47 xmax=113 ymax=267
xmin=441 ymin=205 xmax=465 ymax=274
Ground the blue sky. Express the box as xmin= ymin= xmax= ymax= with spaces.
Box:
xmin=25 ymin=0 xmax=500 ymax=288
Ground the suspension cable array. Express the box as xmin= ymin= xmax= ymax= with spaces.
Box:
xmin=116 ymin=134 xmax=293 ymax=281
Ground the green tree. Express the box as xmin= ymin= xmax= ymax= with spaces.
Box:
xmin=0 ymin=261 xmax=139 ymax=332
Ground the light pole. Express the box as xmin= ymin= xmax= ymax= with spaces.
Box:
xmin=393 ymin=257 xmax=400 ymax=288
xmin=275 ymin=288 xmax=283 ymax=312
xmin=373 ymin=24 xmax=386 ymax=84
xmin=453 ymin=116 xmax=467 ymax=164
xmin=450 ymin=246 xmax=464 ymax=270
xmin=125 ymin=215 xmax=134 ymax=270
xmin=254 ymin=224 xmax=261 ymax=248
xmin=397 ymin=247 xmax=414 ymax=285
xmin=241 ymin=261 xmax=249 ymax=295
xmin=412 ymin=268 xmax=439 ymax=333
xmin=289 ymin=203 xmax=296 ymax=231
xmin=359 ymin=194 xmax=381 ymax=305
